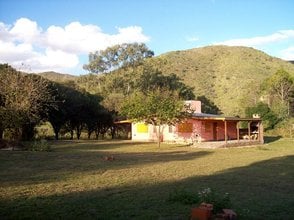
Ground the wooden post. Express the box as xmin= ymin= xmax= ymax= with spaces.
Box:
xmin=237 ymin=121 xmax=240 ymax=142
xmin=224 ymin=120 xmax=228 ymax=144
xmin=248 ymin=121 xmax=251 ymax=141
xmin=257 ymin=121 xmax=260 ymax=142
xmin=259 ymin=122 xmax=264 ymax=144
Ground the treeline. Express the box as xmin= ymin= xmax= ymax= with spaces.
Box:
xmin=0 ymin=64 xmax=114 ymax=141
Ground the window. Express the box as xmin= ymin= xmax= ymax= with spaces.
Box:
xmin=178 ymin=123 xmax=193 ymax=133
xmin=204 ymin=122 xmax=212 ymax=132
xmin=137 ymin=123 xmax=148 ymax=133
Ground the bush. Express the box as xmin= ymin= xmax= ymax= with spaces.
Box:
xmin=168 ymin=188 xmax=231 ymax=213
xmin=198 ymin=188 xmax=231 ymax=213
xmin=168 ymin=189 xmax=199 ymax=205
xmin=266 ymin=117 xmax=294 ymax=138
xmin=245 ymin=102 xmax=279 ymax=130
xmin=28 ymin=139 xmax=51 ymax=152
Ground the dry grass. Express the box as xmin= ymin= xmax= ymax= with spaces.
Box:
xmin=0 ymin=138 xmax=293 ymax=219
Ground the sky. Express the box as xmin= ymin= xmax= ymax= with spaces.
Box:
xmin=0 ymin=0 xmax=294 ymax=75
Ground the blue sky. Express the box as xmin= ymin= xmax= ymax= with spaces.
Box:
xmin=0 ymin=0 xmax=293 ymax=75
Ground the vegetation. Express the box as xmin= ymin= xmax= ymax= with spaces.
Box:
xmin=157 ymin=46 xmax=294 ymax=116
xmin=1 ymin=45 xmax=294 ymax=141
xmin=122 ymin=90 xmax=186 ymax=148
xmin=0 ymin=139 xmax=293 ymax=219
xmin=0 ymin=64 xmax=56 ymax=141
xmin=83 ymin=43 xmax=154 ymax=73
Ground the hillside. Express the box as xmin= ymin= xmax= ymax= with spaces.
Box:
xmin=155 ymin=46 xmax=294 ymax=116
xmin=36 ymin=46 xmax=294 ymax=117
xmin=38 ymin=71 xmax=77 ymax=82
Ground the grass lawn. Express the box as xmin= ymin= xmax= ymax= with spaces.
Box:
xmin=0 ymin=138 xmax=293 ymax=219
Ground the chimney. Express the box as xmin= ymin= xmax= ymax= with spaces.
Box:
xmin=184 ymin=100 xmax=201 ymax=113
xmin=252 ymin=114 xmax=260 ymax=118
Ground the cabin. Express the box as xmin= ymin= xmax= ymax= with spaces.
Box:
xmin=117 ymin=100 xmax=264 ymax=147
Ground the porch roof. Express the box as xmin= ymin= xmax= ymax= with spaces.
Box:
xmin=191 ymin=113 xmax=261 ymax=122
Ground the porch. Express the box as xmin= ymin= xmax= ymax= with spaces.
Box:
xmin=192 ymin=139 xmax=262 ymax=149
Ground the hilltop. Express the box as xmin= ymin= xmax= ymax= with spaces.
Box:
xmin=38 ymin=71 xmax=77 ymax=82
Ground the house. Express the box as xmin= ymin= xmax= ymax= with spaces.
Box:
xmin=117 ymin=100 xmax=264 ymax=146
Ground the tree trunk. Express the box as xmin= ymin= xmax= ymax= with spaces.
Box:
xmin=87 ymin=130 xmax=93 ymax=139
xmin=111 ymin=126 xmax=116 ymax=139
xmin=157 ymin=125 xmax=161 ymax=149
xmin=95 ymin=128 xmax=100 ymax=140
xmin=70 ymin=130 xmax=74 ymax=140
xmin=55 ymin=132 xmax=59 ymax=140
xmin=0 ymin=128 xmax=3 ymax=140
xmin=53 ymin=126 xmax=60 ymax=140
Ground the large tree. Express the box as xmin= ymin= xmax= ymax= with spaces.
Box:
xmin=83 ymin=43 xmax=154 ymax=74
xmin=122 ymin=90 xmax=191 ymax=148
xmin=0 ymin=64 xmax=56 ymax=140
xmin=262 ymin=69 xmax=294 ymax=117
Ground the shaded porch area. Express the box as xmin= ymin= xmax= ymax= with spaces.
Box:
xmin=191 ymin=114 xmax=264 ymax=146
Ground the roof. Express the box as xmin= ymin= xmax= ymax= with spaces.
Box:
xmin=115 ymin=113 xmax=262 ymax=124
xmin=191 ymin=113 xmax=261 ymax=122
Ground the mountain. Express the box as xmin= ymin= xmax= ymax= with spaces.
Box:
xmin=38 ymin=71 xmax=77 ymax=82
xmin=155 ymin=46 xmax=294 ymax=116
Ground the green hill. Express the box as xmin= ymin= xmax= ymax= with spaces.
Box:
xmin=38 ymin=71 xmax=77 ymax=82
xmin=155 ymin=46 xmax=294 ymax=116
xmin=37 ymin=46 xmax=294 ymax=117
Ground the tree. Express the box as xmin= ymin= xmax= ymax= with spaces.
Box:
xmin=262 ymin=69 xmax=294 ymax=117
xmin=197 ymin=95 xmax=221 ymax=114
xmin=135 ymin=66 xmax=195 ymax=99
xmin=0 ymin=64 xmax=56 ymax=140
xmin=245 ymin=102 xmax=279 ymax=130
xmin=83 ymin=43 xmax=154 ymax=74
xmin=122 ymin=90 xmax=190 ymax=148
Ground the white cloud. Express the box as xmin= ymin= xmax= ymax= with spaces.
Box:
xmin=215 ymin=30 xmax=294 ymax=47
xmin=186 ymin=36 xmax=199 ymax=42
xmin=280 ymin=46 xmax=294 ymax=60
xmin=0 ymin=17 xmax=150 ymax=73
xmin=0 ymin=40 xmax=36 ymax=62
xmin=10 ymin=18 xmax=41 ymax=43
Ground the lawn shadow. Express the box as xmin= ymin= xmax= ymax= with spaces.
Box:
xmin=1 ymin=155 xmax=293 ymax=219
xmin=264 ymin=135 xmax=282 ymax=144
xmin=50 ymin=140 xmax=152 ymax=151
xmin=0 ymin=144 xmax=212 ymax=187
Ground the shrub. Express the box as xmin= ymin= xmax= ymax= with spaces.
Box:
xmin=168 ymin=189 xmax=199 ymax=205
xmin=168 ymin=188 xmax=231 ymax=213
xmin=28 ymin=139 xmax=51 ymax=152
xmin=198 ymin=188 xmax=231 ymax=213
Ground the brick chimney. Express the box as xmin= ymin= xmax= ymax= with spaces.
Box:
xmin=184 ymin=100 xmax=201 ymax=113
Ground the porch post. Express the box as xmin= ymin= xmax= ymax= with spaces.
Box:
xmin=248 ymin=121 xmax=251 ymax=141
xmin=259 ymin=121 xmax=264 ymax=144
xmin=224 ymin=120 xmax=228 ymax=144
xmin=237 ymin=121 xmax=240 ymax=142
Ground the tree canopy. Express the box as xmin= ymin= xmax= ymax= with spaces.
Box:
xmin=262 ymin=69 xmax=294 ymax=117
xmin=0 ymin=64 xmax=56 ymax=140
xmin=121 ymin=89 xmax=191 ymax=147
xmin=83 ymin=43 xmax=154 ymax=73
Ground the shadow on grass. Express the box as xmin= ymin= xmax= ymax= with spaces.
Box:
xmin=50 ymin=140 xmax=154 ymax=151
xmin=1 ymin=155 xmax=293 ymax=220
xmin=0 ymin=146 xmax=212 ymax=187
xmin=264 ymin=136 xmax=282 ymax=144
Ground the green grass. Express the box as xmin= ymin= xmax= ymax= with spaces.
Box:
xmin=0 ymin=138 xmax=293 ymax=219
